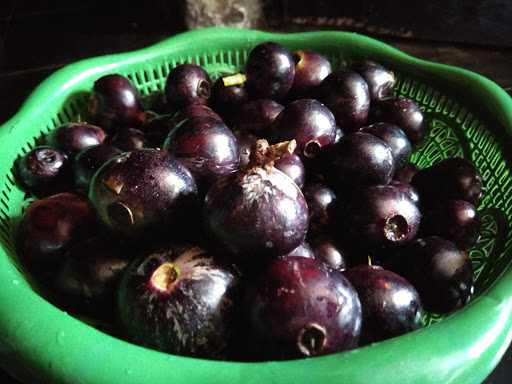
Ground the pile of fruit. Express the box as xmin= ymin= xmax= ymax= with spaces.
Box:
xmin=13 ymin=41 xmax=482 ymax=361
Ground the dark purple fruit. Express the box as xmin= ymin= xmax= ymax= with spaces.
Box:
xmin=164 ymin=64 xmax=212 ymax=108
xmin=412 ymin=157 xmax=483 ymax=206
xmin=117 ymin=243 xmax=240 ymax=358
xmin=421 ymin=200 xmax=481 ymax=249
xmin=271 ymin=99 xmax=337 ymax=159
xmin=110 ymin=128 xmax=147 ymax=151
xmin=88 ymin=74 xmax=145 ymax=132
xmin=361 ymin=122 xmax=412 ymax=169
xmin=344 ymin=264 xmax=423 ymax=343
xmin=310 ymin=235 xmax=347 ymax=271
xmin=203 ymin=140 xmax=309 ymax=261
xmin=15 ymin=193 xmax=97 ymax=275
xmin=393 ymin=162 xmax=419 ymax=184
xmin=327 ymin=132 xmax=394 ymax=188
xmin=281 ymin=242 xmax=315 ymax=259
xmin=211 ymin=74 xmax=249 ymax=116
xmin=89 ymin=149 xmax=198 ymax=239
xmin=231 ymin=99 xmax=284 ymax=136
xmin=234 ymin=130 xmax=257 ymax=168
xmin=318 ymin=70 xmax=370 ymax=132
xmin=372 ymin=97 xmax=426 ymax=144
xmin=390 ymin=181 xmax=420 ymax=205
xmin=303 ymin=182 xmax=336 ymax=235
xmin=398 ymin=236 xmax=474 ymax=314
xmin=14 ymin=146 xmax=71 ymax=196
xmin=141 ymin=113 xmax=176 ymax=147
xmin=48 ymin=122 xmax=106 ymax=157
xmin=54 ymin=236 xmax=129 ymax=316
xmin=274 ymin=152 xmax=305 ymax=189
xmin=352 ymin=61 xmax=396 ymax=102
xmin=246 ymin=256 xmax=361 ymax=359
xmin=73 ymin=144 xmax=123 ymax=190
xmin=246 ymin=42 xmax=295 ymax=100
xmin=163 ymin=116 xmax=239 ymax=191
xmin=344 ymin=184 xmax=421 ymax=248
xmin=289 ymin=50 xmax=332 ymax=99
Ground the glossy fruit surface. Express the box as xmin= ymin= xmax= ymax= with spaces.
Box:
xmin=211 ymin=75 xmax=249 ymax=116
xmin=89 ymin=149 xmax=198 ymax=239
xmin=289 ymin=50 xmax=332 ymax=99
xmin=117 ymin=243 xmax=240 ymax=358
xmin=281 ymin=242 xmax=315 ymax=259
xmin=246 ymin=42 xmax=295 ymax=100
xmin=203 ymin=140 xmax=309 ymax=261
xmin=271 ymin=99 xmax=337 ymax=159
xmin=421 ymin=199 xmax=481 ymax=249
xmin=15 ymin=193 xmax=97 ymax=275
xmin=327 ymin=132 xmax=394 ymax=187
xmin=163 ymin=116 xmax=239 ymax=191
xmin=73 ymin=144 xmax=123 ymax=190
xmin=361 ymin=122 xmax=412 ymax=169
xmin=389 ymin=181 xmax=420 ymax=205
xmin=372 ymin=97 xmax=426 ymax=144
xmin=344 ymin=184 xmax=421 ymax=248
xmin=318 ymin=70 xmax=370 ymax=132
xmin=141 ymin=113 xmax=176 ymax=147
xmin=88 ymin=74 xmax=145 ymax=132
xmin=274 ymin=152 xmax=305 ymax=189
xmin=164 ymin=64 xmax=212 ymax=108
xmin=344 ymin=264 xmax=423 ymax=344
xmin=110 ymin=128 xmax=147 ymax=151
xmin=14 ymin=146 xmax=71 ymax=196
xmin=352 ymin=61 xmax=396 ymax=102
xmin=54 ymin=236 xmax=129 ymax=316
xmin=303 ymin=182 xmax=336 ymax=235
xmin=310 ymin=235 xmax=347 ymax=271
xmin=246 ymin=256 xmax=361 ymax=359
xmin=231 ymin=99 xmax=284 ymax=136
xmin=412 ymin=157 xmax=484 ymax=206
xmin=397 ymin=236 xmax=474 ymax=314
xmin=48 ymin=123 xmax=106 ymax=157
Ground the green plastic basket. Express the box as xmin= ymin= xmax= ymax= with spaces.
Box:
xmin=1 ymin=28 xmax=512 ymax=384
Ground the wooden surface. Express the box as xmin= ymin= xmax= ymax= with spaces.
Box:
xmin=0 ymin=1 xmax=511 ymax=383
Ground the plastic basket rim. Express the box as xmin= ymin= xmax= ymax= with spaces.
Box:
xmin=0 ymin=27 xmax=511 ymax=384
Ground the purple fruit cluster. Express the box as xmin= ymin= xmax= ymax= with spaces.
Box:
xmin=13 ymin=41 xmax=483 ymax=361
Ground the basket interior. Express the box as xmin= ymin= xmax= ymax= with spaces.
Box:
xmin=0 ymin=44 xmax=510 ymax=328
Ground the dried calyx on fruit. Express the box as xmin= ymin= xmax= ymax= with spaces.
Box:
xmin=203 ymin=139 xmax=309 ymax=263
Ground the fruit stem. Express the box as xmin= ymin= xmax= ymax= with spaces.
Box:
xmin=248 ymin=139 xmax=297 ymax=169
xmin=222 ymin=73 xmax=247 ymax=87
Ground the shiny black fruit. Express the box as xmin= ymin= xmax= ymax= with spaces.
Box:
xmin=234 ymin=130 xmax=257 ymax=169
xmin=372 ymin=97 xmax=426 ymax=144
xmin=211 ymin=74 xmax=249 ymax=116
xmin=289 ymin=50 xmax=332 ymax=99
xmin=165 ymin=64 xmax=212 ymax=108
xmin=15 ymin=193 xmax=97 ymax=275
xmin=318 ymin=70 xmax=370 ymax=132
xmin=274 ymin=152 xmax=305 ymax=189
xmin=246 ymin=42 xmax=295 ymax=100
xmin=246 ymin=256 xmax=361 ymax=359
xmin=88 ymin=74 xmax=145 ymax=132
xmin=281 ymin=242 xmax=315 ymax=259
xmin=303 ymin=182 xmax=336 ymax=235
xmin=344 ymin=184 xmax=421 ymax=248
xmin=231 ymin=99 xmax=284 ymax=136
xmin=361 ymin=122 xmax=412 ymax=169
xmin=89 ymin=149 xmax=198 ymax=239
xmin=118 ymin=243 xmax=240 ymax=358
xmin=398 ymin=236 xmax=474 ymax=314
xmin=310 ymin=235 xmax=347 ymax=271
xmin=412 ymin=157 xmax=484 ymax=206
xmin=73 ymin=144 xmax=123 ymax=190
xmin=48 ymin=122 xmax=106 ymax=157
xmin=344 ymin=264 xmax=423 ymax=343
xmin=327 ymin=132 xmax=394 ymax=188
xmin=393 ymin=162 xmax=419 ymax=184
xmin=421 ymin=200 xmax=481 ymax=249
xmin=110 ymin=128 xmax=147 ymax=151
xmin=14 ymin=146 xmax=71 ymax=196
xmin=271 ymin=99 xmax=337 ymax=159
xmin=352 ymin=61 xmax=396 ymax=102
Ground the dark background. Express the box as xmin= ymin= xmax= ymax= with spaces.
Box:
xmin=0 ymin=1 xmax=511 ymax=383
